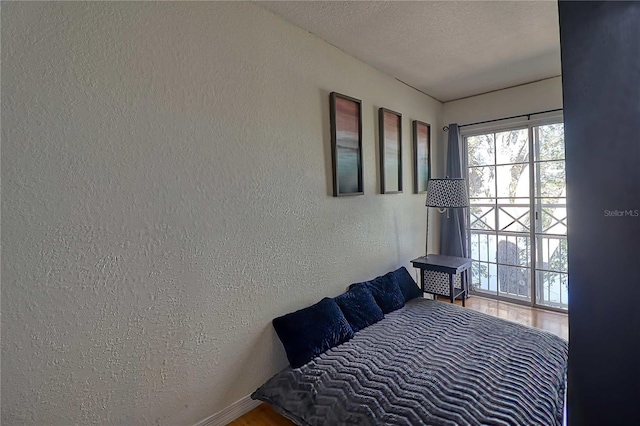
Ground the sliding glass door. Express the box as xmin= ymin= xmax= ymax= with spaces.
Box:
xmin=466 ymin=121 xmax=567 ymax=311
xmin=533 ymin=124 xmax=567 ymax=309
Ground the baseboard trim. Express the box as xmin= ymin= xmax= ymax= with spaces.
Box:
xmin=194 ymin=394 xmax=262 ymax=426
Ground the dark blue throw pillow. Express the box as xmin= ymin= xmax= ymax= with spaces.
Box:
xmin=392 ymin=266 xmax=423 ymax=302
xmin=351 ymin=272 xmax=405 ymax=314
xmin=272 ymin=297 xmax=354 ymax=368
xmin=334 ymin=285 xmax=384 ymax=332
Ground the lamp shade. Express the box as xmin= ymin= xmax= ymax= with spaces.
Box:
xmin=425 ymin=178 xmax=469 ymax=208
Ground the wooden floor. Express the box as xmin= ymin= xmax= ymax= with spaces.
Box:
xmin=227 ymin=404 xmax=295 ymax=426
xmin=229 ymin=296 xmax=568 ymax=426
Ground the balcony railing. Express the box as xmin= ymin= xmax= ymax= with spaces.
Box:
xmin=469 ymin=229 xmax=568 ymax=310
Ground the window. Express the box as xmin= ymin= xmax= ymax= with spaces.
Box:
xmin=466 ymin=120 xmax=567 ymax=310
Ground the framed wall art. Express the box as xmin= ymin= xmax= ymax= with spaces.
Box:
xmin=330 ymin=92 xmax=363 ymax=196
xmin=413 ymin=120 xmax=431 ymax=193
xmin=379 ymin=108 xmax=402 ymax=194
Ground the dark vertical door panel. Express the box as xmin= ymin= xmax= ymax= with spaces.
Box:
xmin=559 ymin=1 xmax=640 ymax=425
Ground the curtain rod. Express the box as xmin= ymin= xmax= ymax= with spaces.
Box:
xmin=442 ymin=108 xmax=563 ymax=132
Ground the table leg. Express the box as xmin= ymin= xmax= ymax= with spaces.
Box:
xmin=462 ymin=273 xmax=466 ymax=307
xmin=449 ymin=273 xmax=454 ymax=304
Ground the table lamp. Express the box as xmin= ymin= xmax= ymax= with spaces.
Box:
xmin=425 ymin=177 xmax=470 ymax=255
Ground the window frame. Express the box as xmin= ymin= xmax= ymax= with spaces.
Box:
xmin=461 ymin=112 xmax=568 ymax=313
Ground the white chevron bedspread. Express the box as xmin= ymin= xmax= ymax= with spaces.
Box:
xmin=252 ymin=298 xmax=568 ymax=426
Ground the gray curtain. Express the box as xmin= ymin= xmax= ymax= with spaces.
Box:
xmin=440 ymin=124 xmax=470 ymax=291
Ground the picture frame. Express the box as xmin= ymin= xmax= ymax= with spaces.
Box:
xmin=413 ymin=120 xmax=431 ymax=193
xmin=330 ymin=92 xmax=363 ymax=197
xmin=379 ymin=108 xmax=403 ymax=194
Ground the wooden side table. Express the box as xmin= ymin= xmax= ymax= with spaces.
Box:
xmin=411 ymin=255 xmax=473 ymax=306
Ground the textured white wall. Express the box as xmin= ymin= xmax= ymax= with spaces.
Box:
xmin=1 ymin=2 xmax=442 ymax=425
xmin=439 ymin=77 xmax=563 ymax=168
xmin=443 ymin=76 xmax=563 ymax=126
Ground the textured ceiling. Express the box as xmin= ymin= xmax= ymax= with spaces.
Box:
xmin=258 ymin=1 xmax=561 ymax=102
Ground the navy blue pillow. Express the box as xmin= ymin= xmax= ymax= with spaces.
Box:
xmin=272 ymin=297 xmax=354 ymax=368
xmin=351 ymin=272 xmax=405 ymax=314
xmin=392 ymin=266 xmax=423 ymax=302
xmin=334 ymin=285 xmax=384 ymax=332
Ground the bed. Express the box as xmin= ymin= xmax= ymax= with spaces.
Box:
xmin=252 ymin=269 xmax=568 ymax=426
